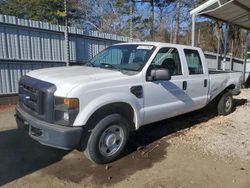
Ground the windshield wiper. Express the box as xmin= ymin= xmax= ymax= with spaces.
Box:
xmin=84 ymin=61 xmax=96 ymax=67
xmin=100 ymin=63 xmax=122 ymax=72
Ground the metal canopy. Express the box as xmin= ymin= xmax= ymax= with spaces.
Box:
xmin=190 ymin=0 xmax=250 ymax=30
xmin=190 ymin=0 xmax=250 ymax=47
xmin=190 ymin=0 xmax=250 ymax=83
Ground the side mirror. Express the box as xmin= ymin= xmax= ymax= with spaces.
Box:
xmin=148 ymin=68 xmax=171 ymax=81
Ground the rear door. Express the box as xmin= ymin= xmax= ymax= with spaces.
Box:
xmin=183 ymin=48 xmax=209 ymax=111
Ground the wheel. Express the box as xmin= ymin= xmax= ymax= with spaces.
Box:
xmin=217 ymin=91 xmax=233 ymax=116
xmin=84 ymin=114 xmax=129 ymax=164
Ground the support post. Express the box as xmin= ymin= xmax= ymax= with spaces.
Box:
xmin=243 ymin=31 xmax=249 ymax=86
xmin=150 ymin=0 xmax=154 ymax=40
xmin=230 ymin=40 xmax=234 ymax=70
xmin=170 ymin=17 xmax=173 ymax=43
xmin=129 ymin=3 xmax=133 ymax=39
xmin=222 ymin=24 xmax=228 ymax=70
xmin=216 ymin=35 xmax=220 ymax=70
xmin=191 ymin=14 xmax=195 ymax=47
xmin=64 ymin=0 xmax=70 ymax=67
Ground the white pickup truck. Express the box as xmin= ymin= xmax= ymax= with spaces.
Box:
xmin=16 ymin=42 xmax=243 ymax=164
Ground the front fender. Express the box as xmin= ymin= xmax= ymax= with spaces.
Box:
xmin=73 ymin=92 xmax=143 ymax=129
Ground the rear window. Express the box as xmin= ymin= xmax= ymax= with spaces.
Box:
xmin=184 ymin=49 xmax=203 ymax=74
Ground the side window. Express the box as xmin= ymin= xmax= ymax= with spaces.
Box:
xmin=150 ymin=47 xmax=182 ymax=76
xmin=184 ymin=49 xmax=203 ymax=74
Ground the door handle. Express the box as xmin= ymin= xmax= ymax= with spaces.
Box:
xmin=204 ymin=79 xmax=208 ymax=87
xmin=183 ymin=81 xmax=187 ymax=90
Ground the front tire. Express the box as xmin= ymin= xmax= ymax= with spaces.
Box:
xmin=217 ymin=91 xmax=233 ymax=116
xmin=84 ymin=114 xmax=129 ymax=164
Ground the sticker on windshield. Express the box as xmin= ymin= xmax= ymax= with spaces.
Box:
xmin=136 ymin=45 xmax=153 ymax=50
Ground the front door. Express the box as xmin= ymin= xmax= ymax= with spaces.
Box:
xmin=143 ymin=47 xmax=194 ymax=125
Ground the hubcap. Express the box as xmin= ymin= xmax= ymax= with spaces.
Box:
xmin=225 ymin=96 xmax=232 ymax=112
xmin=99 ymin=125 xmax=124 ymax=157
xmin=105 ymin=134 xmax=117 ymax=147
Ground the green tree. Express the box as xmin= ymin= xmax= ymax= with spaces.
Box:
xmin=0 ymin=0 xmax=78 ymax=25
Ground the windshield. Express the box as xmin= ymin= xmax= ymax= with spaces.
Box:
xmin=90 ymin=44 xmax=155 ymax=71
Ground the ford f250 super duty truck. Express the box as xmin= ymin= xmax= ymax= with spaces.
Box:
xmin=16 ymin=42 xmax=243 ymax=164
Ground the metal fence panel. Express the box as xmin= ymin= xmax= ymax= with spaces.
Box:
xmin=0 ymin=14 xmax=135 ymax=62
xmin=0 ymin=61 xmax=65 ymax=94
xmin=0 ymin=14 xmax=135 ymax=95
xmin=204 ymin=52 xmax=243 ymax=71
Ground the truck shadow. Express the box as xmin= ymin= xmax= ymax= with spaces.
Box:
xmin=126 ymin=98 xmax=247 ymax=153
xmin=0 ymin=98 xmax=247 ymax=186
xmin=0 ymin=129 xmax=69 ymax=186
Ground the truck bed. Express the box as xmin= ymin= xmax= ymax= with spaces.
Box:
xmin=208 ymin=70 xmax=242 ymax=102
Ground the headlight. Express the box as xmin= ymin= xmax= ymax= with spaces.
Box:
xmin=54 ymin=97 xmax=79 ymax=126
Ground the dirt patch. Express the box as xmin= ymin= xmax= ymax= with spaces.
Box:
xmin=42 ymin=139 xmax=169 ymax=186
xmin=0 ymin=104 xmax=15 ymax=113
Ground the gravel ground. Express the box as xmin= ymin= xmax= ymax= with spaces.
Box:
xmin=170 ymin=88 xmax=250 ymax=162
xmin=0 ymin=89 xmax=250 ymax=188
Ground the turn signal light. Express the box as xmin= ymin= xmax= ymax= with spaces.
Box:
xmin=63 ymin=98 xmax=79 ymax=108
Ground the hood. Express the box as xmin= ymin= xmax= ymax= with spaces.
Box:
xmin=27 ymin=66 xmax=127 ymax=96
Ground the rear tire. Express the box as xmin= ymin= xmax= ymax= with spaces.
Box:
xmin=84 ymin=114 xmax=129 ymax=164
xmin=217 ymin=91 xmax=233 ymax=116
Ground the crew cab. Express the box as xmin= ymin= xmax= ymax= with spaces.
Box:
xmin=15 ymin=42 xmax=243 ymax=164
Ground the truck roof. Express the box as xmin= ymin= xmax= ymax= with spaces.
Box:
xmin=115 ymin=41 xmax=201 ymax=50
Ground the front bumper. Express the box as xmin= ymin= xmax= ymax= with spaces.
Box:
xmin=15 ymin=104 xmax=82 ymax=150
